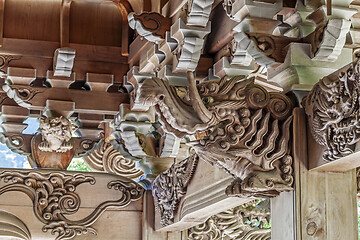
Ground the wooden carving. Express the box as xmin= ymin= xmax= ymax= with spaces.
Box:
xmin=0 ymin=54 xmax=21 ymax=73
xmin=0 ymin=210 xmax=31 ymax=240
xmin=138 ymin=72 xmax=294 ymax=198
xmin=0 ymin=170 xmax=144 ymax=240
xmin=128 ymin=12 xmax=171 ymax=42
xmin=188 ymin=200 xmax=271 ymax=240
xmin=38 ymin=116 xmax=74 ymax=153
xmin=84 ymin=141 xmax=144 ymax=180
xmin=152 ymin=154 xmax=199 ymax=226
xmin=303 ymin=60 xmax=360 ymax=161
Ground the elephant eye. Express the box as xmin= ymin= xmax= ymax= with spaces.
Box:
xmin=202 ymin=96 xmax=214 ymax=104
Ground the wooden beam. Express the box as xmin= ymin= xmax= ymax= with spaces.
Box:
xmin=128 ymin=35 xmax=151 ymax=66
xmin=0 ymin=0 xmax=4 ymax=47
xmin=60 ymin=0 xmax=72 ymax=47
xmin=6 ymin=85 xmax=130 ymax=115
xmin=310 ymin=151 xmax=360 ymax=172
xmin=0 ymin=38 xmax=128 ymax=64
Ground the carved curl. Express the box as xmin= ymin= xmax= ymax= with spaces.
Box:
xmin=139 ymin=73 xmax=294 ymax=201
xmin=0 ymin=170 xmax=144 ymax=240
xmin=84 ymin=142 xmax=144 ymax=180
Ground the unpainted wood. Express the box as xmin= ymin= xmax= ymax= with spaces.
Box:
xmin=293 ymin=108 xmax=358 ymax=240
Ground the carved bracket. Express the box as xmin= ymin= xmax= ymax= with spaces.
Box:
xmin=84 ymin=141 xmax=144 ymax=180
xmin=128 ymin=12 xmax=171 ymax=42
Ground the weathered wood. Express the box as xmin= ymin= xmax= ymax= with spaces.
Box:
xmin=128 ymin=36 xmax=152 ymax=67
xmin=271 ymin=191 xmax=296 ymax=239
xmin=155 ymin=159 xmax=249 ymax=231
xmin=142 ymin=191 xmax=168 ymax=240
xmin=293 ymin=108 xmax=358 ymax=240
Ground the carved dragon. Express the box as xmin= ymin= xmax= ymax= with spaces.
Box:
xmin=188 ymin=200 xmax=271 ymax=240
xmin=139 ymin=71 xmax=294 ymax=224
xmin=303 ymin=60 xmax=360 ymax=161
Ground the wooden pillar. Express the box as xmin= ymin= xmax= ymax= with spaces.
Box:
xmin=290 ymin=108 xmax=358 ymax=240
xmin=271 ymin=191 xmax=297 ymax=239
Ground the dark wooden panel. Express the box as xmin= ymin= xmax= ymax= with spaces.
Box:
xmin=69 ymin=1 xmax=123 ymax=47
xmin=4 ymin=0 xmax=61 ymax=42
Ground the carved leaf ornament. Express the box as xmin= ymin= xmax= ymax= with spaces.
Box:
xmin=0 ymin=170 xmax=144 ymax=240
xmin=152 ymin=154 xmax=199 ymax=226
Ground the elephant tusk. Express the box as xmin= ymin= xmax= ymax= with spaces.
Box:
xmin=187 ymin=71 xmax=213 ymax=123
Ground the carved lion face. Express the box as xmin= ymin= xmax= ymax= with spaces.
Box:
xmin=39 ymin=116 xmax=74 ymax=152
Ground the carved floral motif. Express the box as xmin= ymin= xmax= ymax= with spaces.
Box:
xmin=188 ymin=200 xmax=271 ymax=240
xmin=152 ymin=154 xmax=199 ymax=226
xmin=304 ymin=60 xmax=360 ymax=161
xmin=0 ymin=170 xmax=144 ymax=240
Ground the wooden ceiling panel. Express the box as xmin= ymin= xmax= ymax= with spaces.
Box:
xmin=69 ymin=0 xmax=123 ymax=47
xmin=4 ymin=0 xmax=61 ymax=42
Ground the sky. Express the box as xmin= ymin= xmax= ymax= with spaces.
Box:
xmin=0 ymin=117 xmax=38 ymax=169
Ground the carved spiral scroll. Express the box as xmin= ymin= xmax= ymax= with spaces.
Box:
xmin=267 ymin=93 xmax=293 ymax=120
xmin=84 ymin=142 xmax=144 ymax=180
xmin=245 ymin=84 xmax=270 ymax=109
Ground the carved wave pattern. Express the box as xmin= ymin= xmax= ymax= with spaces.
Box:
xmin=0 ymin=170 xmax=144 ymax=240
xmin=84 ymin=141 xmax=144 ymax=180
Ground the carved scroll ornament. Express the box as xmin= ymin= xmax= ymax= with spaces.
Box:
xmin=0 ymin=170 xmax=144 ymax=240
xmin=304 ymin=60 xmax=360 ymax=161
xmin=84 ymin=141 xmax=144 ymax=180
xmin=152 ymin=154 xmax=199 ymax=226
xmin=139 ymin=72 xmax=294 ymax=200
xmin=188 ymin=200 xmax=271 ymax=240
xmin=128 ymin=12 xmax=171 ymax=42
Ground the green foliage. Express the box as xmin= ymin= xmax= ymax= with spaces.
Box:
xmin=67 ymin=158 xmax=92 ymax=172
xmin=264 ymin=220 xmax=271 ymax=229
